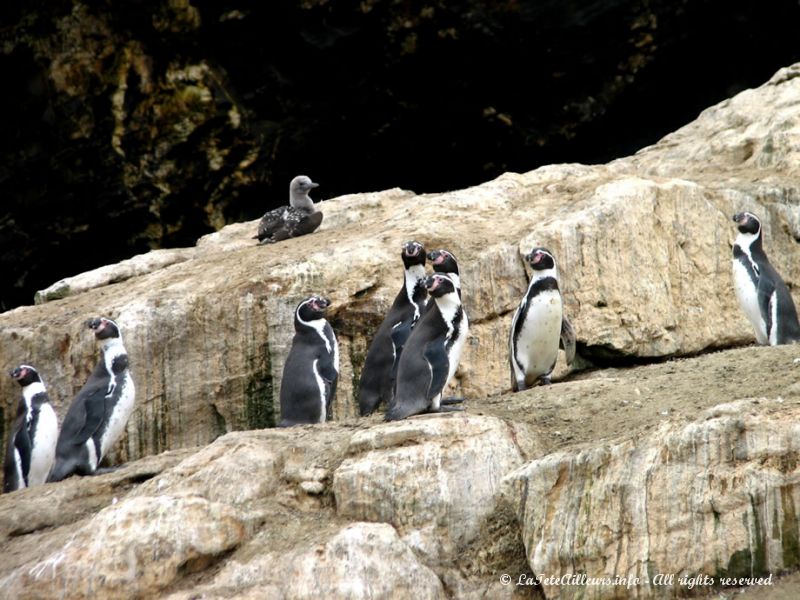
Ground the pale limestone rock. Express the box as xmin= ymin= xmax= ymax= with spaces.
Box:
xmin=332 ymin=413 xmax=536 ymax=559
xmin=2 ymin=65 xmax=800 ymax=468
xmin=0 ymin=495 xmax=246 ymax=600
xmin=34 ymin=247 xmax=194 ymax=304
xmin=166 ymin=522 xmax=447 ymax=600
xmin=130 ymin=427 xmax=352 ymax=516
xmin=502 ymin=398 xmax=800 ymax=600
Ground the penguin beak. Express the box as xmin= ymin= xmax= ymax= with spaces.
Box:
xmin=9 ymin=367 xmax=20 ymax=379
xmin=424 ymin=275 xmax=439 ymax=291
xmin=86 ymin=317 xmax=102 ymax=330
xmin=526 ymin=251 xmax=541 ymax=264
xmin=309 ymin=181 xmax=319 ymax=189
xmin=403 ymin=242 xmax=423 ymax=257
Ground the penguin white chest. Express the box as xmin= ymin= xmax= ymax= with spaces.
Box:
xmin=732 ymin=258 xmax=767 ymax=344
xmin=28 ymin=403 xmax=58 ymax=486
xmin=515 ymin=291 xmax=563 ymax=378
xmin=100 ymin=372 xmax=136 ymax=460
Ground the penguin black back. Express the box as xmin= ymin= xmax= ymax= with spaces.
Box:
xmin=358 ymin=241 xmax=428 ymax=416
xmin=279 ymin=296 xmax=339 ymax=426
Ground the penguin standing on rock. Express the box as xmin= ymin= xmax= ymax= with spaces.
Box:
xmin=279 ymin=296 xmax=339 ymax=426
xmin=509 ymin=247 xmax=576 ymax=391
xmin=3 ymin=365 xmax=58 ymax=493
xmin=253 ymin=175 xmax=323 ymax=244
xmin=732 ymin=211 xmax=800 ymax=345
xmin=386 ymin=273 xmax=468 ymax=421
xmin=49 ymin=317 xmax=135 ymax=482
xmin=358 ymin=241 xmax=428 ymax=416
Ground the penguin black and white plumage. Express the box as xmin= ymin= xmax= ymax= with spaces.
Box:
xmin=509 ymin=247 xmax=576 ymax=391
xmin=253 ymin=175 xmax=323 ymax=244
xmin=279 ymin=296 xmax=339 ymax=426
xmin=732 ymin=211 xmax=800 ymax=345
xmin=386 ymin=273 xmax=468 ymax=421
xmin=427 ymin=249 xmax=461 ymax=297
xmin=358 ymin=241 xmax=428 ymax=416
xmin=48 ymin=317 xmax=135 ymax=482
xmin=3 ymin=365 xmax=58 ymax=493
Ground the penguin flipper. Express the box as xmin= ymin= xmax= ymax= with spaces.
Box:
xmin=757 ymin=278 xmax=777 ymax=344
xmin=317 ymin=357 xmax=339 ymax=420
xmin=424 ymin=339 xmax=451 ymax=402
xmin=388 ymin=320 xmax=414 ymax=382
xmin=560 ymin=316 xmax=577 ymax=365
xmin=72 ymin=387 xmax=109 ymax=445
xmin=14 ymin=426 xmax=33 ymax=486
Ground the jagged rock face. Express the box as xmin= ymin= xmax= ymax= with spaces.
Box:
xmin=2 ymin=344 xmax=800 ymax=599
xmin=502 ymin=398 xmax=800 ymax=600
xmin=2 ymin=65 xmax=800 ymax=465
xmin=1 ymin=495 xmax=246 ymax=600
xmin=2 ymin=1 xmax=800 ymax=311
xmin=332 ymin=414 xmax=537 ymax=559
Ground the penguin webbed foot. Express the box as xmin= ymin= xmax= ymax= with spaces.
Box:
xmin=428 ymin=404 xmax=464 ymax=414
xmin=92 ymin=465 xmax=122 ymax=476
xmin=538 ymin=375 xmax=552 ymax=386
xmin=440 ymin=396 xmax=464 ymax=405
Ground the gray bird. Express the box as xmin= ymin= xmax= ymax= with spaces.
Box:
xmin=253 ymin=175 xmax=323 ymax=244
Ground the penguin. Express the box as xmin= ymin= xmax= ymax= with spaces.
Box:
xmin=509 ymin=247 xmax=576 ymax=391
xmin=48 ymin=317 xmax=135 ymax=482
xmin=386 ymin=273 xmax=468 ymax=421
xmin=253 ymin=175 xmax=323 ymax=244
xmin=358 ymin=241 xmax=428 ymax=416
xmin=3 ymin=365 xmax=58 ymax=493
xmin=279 ymin=296 xmax=339 ymax=426
xmin=427 ymin=249 xmax=461 ymax=297
xmin=732 ymin=211 xmax=800 ymax=345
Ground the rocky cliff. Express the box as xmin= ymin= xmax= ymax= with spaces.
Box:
xmin=3 ymin=0 xmax=800 ymax=311
xmin=1 ymin=65 xmax=800 ymax=598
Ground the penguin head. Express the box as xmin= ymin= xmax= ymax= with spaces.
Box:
xmin=733 ymin=212 xmax=761 ymax=236
xmin=296 ymin=295 xmax=331 ymax=322
xmin=425 ymin=273 xmax=457 ymax=298
xmin=289 ymin=175 xmax=319 ymax=209
xmin=9 ymin=364 xmax=41 ymax=387
xmin=401 ymin=241 xmax=426 ymax=269
xmin=525 ymin=248 xmax=557 ymax=271
xmin=86 ymin=317 xmax=121 ymax=341
xmin=427 ymin=249 xmax=459 ymax=275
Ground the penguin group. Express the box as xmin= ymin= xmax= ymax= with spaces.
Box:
xmin=7 ymin=173 xmax=797 ymax=490
xmin=277 ymin=207 xmax=800 ymax=425
xmin=3 ymin=317 xmax=135 ymax=492
xmin=279 ymin=241 xmax=468 ymax=425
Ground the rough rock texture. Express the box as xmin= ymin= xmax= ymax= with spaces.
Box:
xmin=503 ymin=397 xmax=800 ymax=599
xmin=333 ymin=414 xmax=537 ymax=559
xmin=165 ymin=523 xmax=449 ymax=600
xmin=2 ymin=495 xmax=246 ymax=600
xmin=4 ymin=344 xmax=800 ymax=598
xmin=3 ymin=65 xmax=800 ymax=466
